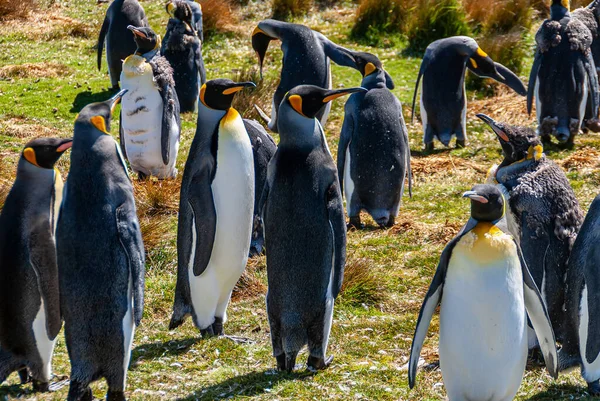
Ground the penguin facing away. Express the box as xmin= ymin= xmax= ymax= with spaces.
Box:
xmin=120 ymin=26 xmax=181 ymax=180
xmin=251 ymin=19 xmax=372 ymax=133
xmin=260 ymin=85 xmax=366 ymax=372
xmin=337 ymin=51 xmax=412 ymax=228
xmin=478 ymin=114 xmax=584 ymax=344
xmin=97 ymin=0 xmax=148 ymax=90
xmin=0 ymin=138 xmax=72 ymax=392
xmin=411 ymin=36 xmax=527 ymax=150
xmin=170 ymin=79 xmax=256 ymax=338
xmin=529 ymin=0 xmax=600 ymax=145
xmin=409 ymin=184 xmax=558 ymax=401
xmin=57 ymin=90 xmax=145 ymax=401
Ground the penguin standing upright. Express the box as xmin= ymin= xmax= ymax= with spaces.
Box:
xmin=162 ymin=0 xmax=206 ymax=112
xmin=409 ymin=185 xmax=558 ymax=401
xmin=337 ymin=52 xmax=412 ymax=228
xmin=170 ymin=79 xmax=256 ymax=337
xmin=478 ymin=114 xmax=584 ymax=343
xmin=0 ymin=138 xmax=72 ymax=392
xmin=251 ymin=19 xmax=365 ymax=133
xmin=97 ymin=0 xmax=148 ymax=90
xmin=120 ymin=26 xmax=181 ymax=180
xmin=57 ymin=91 xmax=145 ymax=401
xmin=529 ymin=0 xmax=600 ymax=145
xmin=261 ymin=85 xmax=366 ymax=371
xmin=411 ymin=36 xmax=526 ymax=150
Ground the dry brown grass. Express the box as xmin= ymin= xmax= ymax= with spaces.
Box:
xmin=134 ymin=179 xmax=180 ymax=218
xmin=272 ymin=0 xmax=313 ymax=20
xmin=468 ymin=86 xmax=531 ymax=125
xmin=199 ymin=0 xmax=239 ymax=38
xmin=232 ymin=257 xmax=267 ymax=301
xmin=0 ymin=11 xmax=94 ymax=40
xmin=0 ymin=160 xmax=14 ymax=210
xmin=139 ymin=215 xmax=174 ymax=252
xmin=0 ymin=62 xmax=71 ymax=79
xmin=558 ymin=147 xmax=600 ymax=169
xmin=0 ymin=118 xmax=63 ymax=139
xmin=0 ymin=0 xmax=36 ymax=21
xmin=231 ymin=66 xmax=279 ymax=122
xmin=391 ymin=218 xmax=462 ymax=245
xmin=339 ymin=257 xmax=385 ymax=307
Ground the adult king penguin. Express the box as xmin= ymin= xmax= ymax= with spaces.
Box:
xmin=97 ymin=0 xmax=148 ymax=90
xmin=260 ymin=85 xmax=366 ymax=371
xmin=411 ymin=36 xmax=526 ymax=150
xmin=170 ymin=79 xmax=256 ymax=338
xmin=478 ymin=114 xmax=583 ymax=343
xmin=251 ymin=20 xmax=367 ymax=133
xmin=409 ymin=184 xmax=558 ymax=401
xmin=57 ymin=91 xmax=145 ymax=401
xmin=337 ymin=52 xmax=412 ymax=228
xmin=529 ymin=0 xmax=600 ymax=145
xmin=120 ymin=26 xmax=181 ymax=180
xmin=0 ymin=138 xmax=72 ymax=391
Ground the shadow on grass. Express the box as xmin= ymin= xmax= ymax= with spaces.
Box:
xmin=70 ymin=88 xmax=118 ymax=113
xmin=176 ymin=369 xmax=313 ymax=400
xmin=131 ymin=337 xmax=200 ymax=368
xmin=525 ymin=383 xmax=590 ymax=400
xmin=0 ymin=382 xmax=29 ymax=398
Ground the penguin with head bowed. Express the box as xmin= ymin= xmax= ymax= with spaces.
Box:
xmin=120 ymin=25 xmax=181 ymax=180
xmin=0 ymin=138 xmax=71 ymax=392
xmin=409 ymin=184 xmax=558 ymax=401
xmin=529 ymin=0 xmax=600 ymax=145
xmin=162 ymin=0 xmax=206 ymax=112
xmin=260 ymin=85 xmax=366 ymax=372
xmin=57 ymin=90 xmax=145 ymax=401
xmin=170 ymin=79 xmax=256 ymax=338
xmin=337 ymin=51 xmax=412 ymax=228
xmin=97 ymin=0 xmax=148 ymax=90
xmin=411 ymin=36 xmax=527 ymax=150
xmin=478 ymin=114 xmax=584 ymax=345
xmin=251 ymin=19 xmax=363 ymax=133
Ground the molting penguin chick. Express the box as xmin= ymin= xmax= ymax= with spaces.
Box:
xmin=478 ymin=113 xmax=584 ymax=344
xmin=411 ymin=36 xmax=526 ymax=150
xmin=261 ymin=85 xmax=366 ymax=372
xmin=57 ymin=90 xmax=145 ymax=401
xmin=337 ymin=51 xmax=412 ymax=228
xmin=409 ymin=184 xmax=558 ymax=400
xmin=120 ymin=25 xmax=181 ymax=180
xmin=170 ymin=79 xmax=256 ymax=338
xmin=0 ymin=137 xmax=71 ymax=392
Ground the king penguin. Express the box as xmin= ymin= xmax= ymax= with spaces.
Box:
xmin=409 ymin=184 xmax=558 ymax=401
xmin=57 ymin=90 xmax=145 ymax=401
xmin=251 ymin=19 xmax=365 ymax=133
xmin=97 ymin=0 xmax=148 ymax=90
xmin=0 ymin=138 xmax=72 ymax=392
xmin=170 ymin=79 xmax=256 ymax=337
xmin=260 ymin=85 xmax=366 ymax=371
xmin=337 ymin=51 xmax=412 ymax=228
xmin=120 ymin=25 xmax=181 ymax=180
xmin=411 ymin=36 xmax=526 ymax=150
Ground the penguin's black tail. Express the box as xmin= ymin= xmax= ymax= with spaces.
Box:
xmin=97 ymin=16 xmax=109 ymax=71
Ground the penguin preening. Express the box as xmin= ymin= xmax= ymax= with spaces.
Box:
xmin=170 ymin=79 xmax=256 ymax=338
xmin=57 ymin=90 xmax=145 ymax=401
xmin=251 ymin=19 xmax=366 ymax=133
xmin=529 ymin=0 xmax=600 ymax=145
xmin=409 ymin=184 xmax=558 ymax=401
xmin=120 ymin=25 xmax=181 ymax=180
xmin=478 ymin=114 xmax=584 ymax=344
xmin=261 ymin=85 xmax=366 ymax=371
xmin=162 ymin=0 xmax=206 ymax=112
xmin=0 ymin=138 xmax=71 ymax=392
xmin=411 ymin=36 xmax=527 ymax=150
xmin=337 ymin=51 xmax=412 ymax=228
xmin=97 ymin=0 xmax=148 ymax=90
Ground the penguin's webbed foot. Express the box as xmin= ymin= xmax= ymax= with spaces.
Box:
xmin=285 ymin=353 xmax=297 ymax=373
xmin=200 ymin=325 xmax=215 ymax=339
xmin=137 ymin=172 xmax=149 ymax=181
xmin=455 ymin=139 xmax=466 ymax=149
xmin=18 ymin=368 xmax=31 ymax=384
xmin=348 ymin=216 xmax=363 ymax=230
xmin=32 ymin=380 xmax=50 ymax=393
xmin=212 ymin=317 xmax=224 ymax=336
xmin=107 ymin=390 xmax=126 ymax=401
xmin=307 ymin=355 xmax=333 ymax=372
xmin=424 ymin=142 xmax=434 ymax=152
xmin=275 ymin=354 xmax=286 ymax=371
xmin=585 ymin=118 xmax=600 ymax=133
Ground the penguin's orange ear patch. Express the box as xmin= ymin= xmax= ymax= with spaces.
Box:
xmin=200 ymin=84 xmax=208 ymax=107
xmin=289 ymin=95 xmax=304 ymax=116
xmin=365 ymin=62 xmax=377 ymax=77
xmin=91 ymin=116 xmax=109 ymax=135
xmin=23 ymin=147 xmax=39 ymax=167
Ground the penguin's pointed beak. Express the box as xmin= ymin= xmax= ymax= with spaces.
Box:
xmin=128 ymin=25 xmax=147 ymax=38
xmin=107 ymin=89 xmax=128 ymax=114
xmin=476 ymin=113 xmax=510 ymax=142
xmin=462 ymin=191 xmax=489 ymax=204
xmin=322 ymin=87 xmax=368 ymax=103
xmin=252 ymin=27 xmax=275 ymax=80
xmin=56 ymin=138 xmax=73 ymax=153
xmin=222 ymin=82 xmax=256 ymax=95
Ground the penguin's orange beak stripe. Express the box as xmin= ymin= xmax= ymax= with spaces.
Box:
xmin=223 ymin=86 xmax=245 ymax=95
xmin=56 ymin=141 xmax=73 ymax=153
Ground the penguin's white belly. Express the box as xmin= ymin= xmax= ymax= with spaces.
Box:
xmin=535 ymin=79 xmax=542 ymax=127
xmin=188 ymin=117 xmax=254 ymax=329
xmin=579 ymin=286 xmax=600 ymax=382
xmin=579 ymin=75 xmax=589 ymax=127
xmin=420 ymin=92 xmax=428 ymax=141
xmin=344 ymin=147 xmax=355 ymax=214
xmin=32 ymin=299 xmax=56 ymax=382
xmin=440 ymin=235 xmax=527 ymax=401
xmin=121 ymin=275 xmax=135 ymax=388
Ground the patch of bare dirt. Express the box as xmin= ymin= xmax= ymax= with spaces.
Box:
xmin=411 ymin=155 xmax=487 ymax=176
xmin=392 ymin=218 xmax=462 ymax=245
xmin=0 ymin=62 xmax=71 ymax=79
xmin=0 ymin=118 xmax=61 ymax=139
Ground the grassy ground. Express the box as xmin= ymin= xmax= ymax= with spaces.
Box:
xmin=1 ymin=0 xmax=600 ymax=400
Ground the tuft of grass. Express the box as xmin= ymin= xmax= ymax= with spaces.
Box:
xmin=272 ymin=0 xmax=312 ymax=21
xmin=232 ymin=258 xmax=267 ymax=302
xmin=231 ymin=66 xmax=279 ymax=122
xmin=351 ymin=0 xmax=407 ymax=46
xmin=199 ymin=0 xmax=238 ymax=39
xmin=134 ymin=180 xmax=180 ymax=218
xmin=339 ymin=258 xmax=385 ymax=307
xmin=0 ymin=0 xmax=36 ymax=20
xmin=0 ymin=62 xmax=71 ymax=79
xmin=139 ymin=215 xmax=173 ymax=253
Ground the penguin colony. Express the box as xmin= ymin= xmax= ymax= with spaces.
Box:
xmin=3 ymin=0 xmax=600 ymax=400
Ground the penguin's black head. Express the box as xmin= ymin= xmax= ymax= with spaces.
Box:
xmin=252 ymin=24 xmax=277 ymax=77
xmin=551 ymin=0 xmax=570 ymax=20
xmin=166 ymin=1 xmax=194 ymax=33
xmin=477 ymin=114 xmax=543 ymax=167
xmin=21 ymin=137 xmax=73 ymax=169
xmin=76 ymin=89 xmax=127 ymax=137
xmin=284 ymin=85 xmax=368 ymax=119
xmin=352 ymin=52 xmax=383 ymax=78
xmin=463 ymin=184 xmax=504 ymax=222
xmin=200 ymin=79 xmax=256 ymax=110
xmin=128 ymin=26 xmax=161 ymax=55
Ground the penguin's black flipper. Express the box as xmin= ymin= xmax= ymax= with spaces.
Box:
xmin=188 ymin=169 xmax=217 ymax=277
xmin=195 ymin=43 xmax=206 ymax=85
xmin=28 ymin=229 xmax=62 ymax=339
xmin=584 ymin=53 xmax=599 ymax=118
xmin=326 ymin=180 xmax=346 ymax=299
xmin=397 ymin=98 xmax=413 ymax=198
xmin=336 ymin=110 xmax=354 ymax=196
xmin=517 ymin=242 xmax=559 ymax=378
xmin=411 ymin=50 xmax=431 ymax=123
xmin=119 ymin=111 xmax=128 ymax=161
xmin=160 ymin=81 xmax=180 ymax=166
xmin=97 ymin=15 xmax=109 ymax=71
xmin=116 ymin=203 xmax=145 ymax=326
xmin=528 ymin=51 xmax=542 ymax=115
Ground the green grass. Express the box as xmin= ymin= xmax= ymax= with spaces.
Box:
xmin=1 ymin=0 xmax=600 ymax=400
